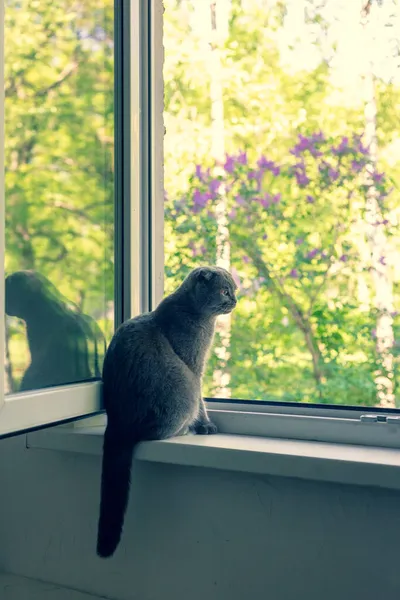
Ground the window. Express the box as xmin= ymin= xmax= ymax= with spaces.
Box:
xmin=0 ymin=0 xmax=155 ymax=438
xmin=163 ymin=1 xmax=400 ymax=407
xmin=3 ymin=0 xmax=400 ymax=448
xmin=161 ymin=0 xmax=400 ymax=447
xmin=0 ymin=0 xmax=119 ymax=436
xmin=5 ymin=0 xmax=114 ymax=394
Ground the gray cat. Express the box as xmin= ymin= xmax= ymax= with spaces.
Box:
xmin=5 ymin=271 xmax=105 ymax=391
xmin=97 ymin=266 xmax=237 ymax=558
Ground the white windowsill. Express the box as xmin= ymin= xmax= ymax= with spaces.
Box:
xmin=27 ymin=426 xmax=400 ymax=491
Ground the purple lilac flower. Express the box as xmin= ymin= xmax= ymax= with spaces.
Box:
xmin=289 ymin=268 xmax=299 ymax=279
xmin=312 ymin=131 xmax=325 ymax=143
xmin=306 ymin=195 xmax=315 ymax=204
xmin=228 ymin=209 xmax=237 ymax=219
xmin=296 ymin=238 xmax=304 ymax=246
xmin=307 ymin=248 xmax=319 ymax=260
xmin=319 ymin=161 xmax=339 ymax=183
xmin=235 ymin=194 xmax=246 ymax=205
xmin=248 ymin=170 xmax=262 ymax=192
xmin=358 ymin=142 xmax=370 ymax=155
xmin=257 ymin=155 xmax=274 ymax=169
xmin=339 ymin=254 xmax=348 ymax=262
xmin=174 ymin=200 xmax=184 ymax=214
xmin=328 ymin=167 xmax=339 ymax=181
xmin=293 ymin=161 xmax=306 ymax=173
xmin=224 ymin=155 xmax=235 ymax=173
xmin=193 ymin=189 xmax=209 ymax=210
xmin=262 ymin=233 xmax=268 ymax=240
xmin=272 ymin=193 xmax=281 ymax=204
xmin=379 ymin=256 xmax=387 ymax=266
xmin=310 ymin=148 xmax=323 ymax=158
xmin=260 ymin=195 xmax=270 ymax=208
xmin=351 ymin=159 xmax=364 ymax=173
xmin=296 ymin=172 xmax=310 ymax=187
xmin=271 ymin=165 xmax=281 ymax=176
xmin=291 ymin=132 xmax=324 ymax=158
xmin=332 ymin=136 xmax=349 ymax=155
xmin=290 ymin=147 xmax=303 ymax=158
xmin=238 ymin=151 xmax=248 ymax=165
xmin=257 ymin=156 xmax=280 ymax=176
xmin=195 ymin=164 xmax=203 ymax=180
xmin=295 ymin=134 xmax=311 ymax=153
xmin=373 ymin=172 xmax=384 ymax=185
xmin=243 ymin=255 xmax=250 ymax=264
xmin=352 ymin=135 xmax=369 ymax=155
xmin=209 ymin=178 xmax=221 ymax=197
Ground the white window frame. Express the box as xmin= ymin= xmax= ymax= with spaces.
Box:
xmin=0 ymin=0 xmax=5 ymax=432
xmin=77 ymin=0 xmax=400 ymax=452
xmin=0 ymin=0 xmax=148 ymax=438
xmin=2 ymin=0 xmax=400 ymax=450
xmin=147 ymin=0 xmax=400 ymax=452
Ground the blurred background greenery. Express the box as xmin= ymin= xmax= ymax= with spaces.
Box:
xmin=163 ymin=0 xmax=400 ymax=407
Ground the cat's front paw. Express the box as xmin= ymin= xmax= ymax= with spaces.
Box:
xmin=193 ymin=421 xmax=218 ymax=435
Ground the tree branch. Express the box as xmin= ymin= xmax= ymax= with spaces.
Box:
xmin=35 ymin=61 xmax=79 ymax=97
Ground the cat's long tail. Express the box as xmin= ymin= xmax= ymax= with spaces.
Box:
xmin=97 ymin=425 xmax=136 ymax=558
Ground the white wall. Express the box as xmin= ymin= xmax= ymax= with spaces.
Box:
xmin=0 ymin=432 xmax=400 ymax=600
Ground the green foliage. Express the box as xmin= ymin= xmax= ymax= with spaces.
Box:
xmin=5 ymin=0 xmax=114 ymax=388
xmin=163 ymin=0 xmax=400 ymax=406
xmin=6 ymin=0 xmax=400 ymax=406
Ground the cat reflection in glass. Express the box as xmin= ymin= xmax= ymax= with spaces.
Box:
xmin=97 ymin=266 xmax=237 ymax=558
xmin=5 ymin=270 xmax=105 ymax=392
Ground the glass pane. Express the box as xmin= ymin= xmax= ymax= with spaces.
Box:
xmin=4 ymin=0 xmax=114 ymax=393
xmin=163 ymin=0 xmax=400 ymax=408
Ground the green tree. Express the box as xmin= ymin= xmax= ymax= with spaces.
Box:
xmin=5 ymin=0 xmax=114 ymax=388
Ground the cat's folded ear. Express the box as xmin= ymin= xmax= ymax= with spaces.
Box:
xmin=197 ymin=267 xmax=215 ymax=282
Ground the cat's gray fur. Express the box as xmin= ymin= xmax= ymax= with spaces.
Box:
xmin=97 ymin=266 xmax=237 ymax=558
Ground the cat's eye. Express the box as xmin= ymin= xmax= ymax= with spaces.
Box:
xmin=221 ymin=288 xmax=229 ymax=296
